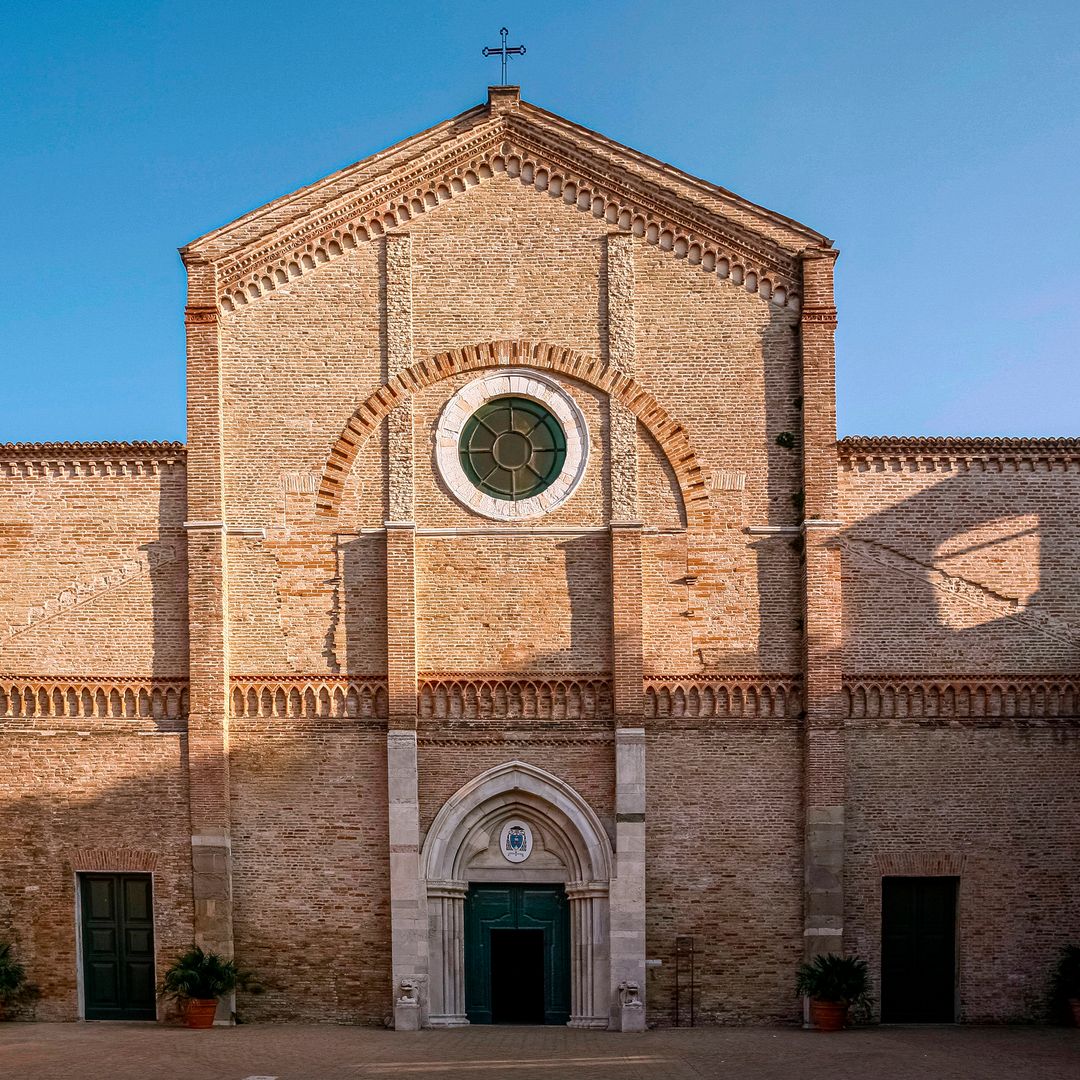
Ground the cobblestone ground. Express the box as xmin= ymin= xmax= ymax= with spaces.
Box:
xmin=0 ymin=1023 xmax=1076 ymax=1080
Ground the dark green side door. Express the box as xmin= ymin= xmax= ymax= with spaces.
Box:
xmin=465 ymin=884 xmax=570 ymax=1024
xmin=881 ymin=876 xmax=958 ymax=1022
xmin=80 ymin=873 xmax=156 ymax=1020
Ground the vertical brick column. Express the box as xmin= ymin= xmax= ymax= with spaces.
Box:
xmin=382 ymin=231 xmax=426 ymax=1027
xmin=182 ymin=258 xmax=234 ymax=1007
xmin=799 ymin=248 xmax=845 ymax=964
xmin=605 ymin=232 xmax=646 ymax=1028
xmin=385 ymin=233 xmax=415 ymax=522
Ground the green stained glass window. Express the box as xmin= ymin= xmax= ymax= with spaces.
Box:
xmin=458 ymin=396 xmax=567 ymax=501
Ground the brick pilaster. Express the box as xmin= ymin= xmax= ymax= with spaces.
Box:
xmin=181 ymin=258 xmax=234 ymax=989
xmin=799 ymin=247 xmax=845 ymax=961
xmin=385 ymin=233 xmax=415 ymax=522
xmin=611 ymin=523 xmax=644 ymax=725
xmin=382 ymin=232 xmax=425 ymax=1024
xmin=605 ymin=233 xmax=639 ymax=522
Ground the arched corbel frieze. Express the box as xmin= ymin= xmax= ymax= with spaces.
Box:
xmin=315 ymin=339 xmax=710 ymax=528
xmin=213 ymin=131 xmax=802 ymax=315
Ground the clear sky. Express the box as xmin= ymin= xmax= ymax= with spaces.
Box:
xmin=2 ymin=1 xmax=1077 ymax=442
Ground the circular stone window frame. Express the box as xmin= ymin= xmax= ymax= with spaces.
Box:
xmin=435 ymin=369 xmax=590 ymax=521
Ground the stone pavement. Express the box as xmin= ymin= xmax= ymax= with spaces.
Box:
xmin=0 ymin=1023 xmax=1076 ymax=1080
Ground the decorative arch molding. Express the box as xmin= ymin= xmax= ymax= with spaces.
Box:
xmin=874 ymin=851 xmax=966 ymax=877
xmin=317 ymin=339 xmax=709 ymax=528
xmin=69 ymin=848 xmax=160 ymax=873
xmin=421 ymin=758 xmax=613 ymax=884
xmin=420 ymin=760 xmax=613 ymax=1029
xmin=214 ymin=128 xmax=802 ymax=314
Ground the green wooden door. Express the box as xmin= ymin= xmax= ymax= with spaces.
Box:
xmin=465 ymin=884 xmax=570 ymax=1024
xmin=80 ymin=874 xmax=156 ymax=1020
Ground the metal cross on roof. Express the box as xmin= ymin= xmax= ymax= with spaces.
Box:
xmin=482 ymin=27 xmax=526 ymax=86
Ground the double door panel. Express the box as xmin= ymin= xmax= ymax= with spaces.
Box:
xmin=465 ymin=883 xmax=570 ymax=1025
xmin=80 ymin=873 xmax=156 ymax=1020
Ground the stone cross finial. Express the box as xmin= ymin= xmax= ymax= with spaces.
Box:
xmin=482 ymin=27 xmax=526 ymax=86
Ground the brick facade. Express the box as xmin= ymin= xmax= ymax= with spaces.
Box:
xmin=2 ymin=88 xmax=1076 ymax=1027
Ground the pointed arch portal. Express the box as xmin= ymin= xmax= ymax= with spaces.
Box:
xmin=420 ymin=760 xmax=613 ymax=1028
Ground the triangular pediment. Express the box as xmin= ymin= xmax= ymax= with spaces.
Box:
xmin=182 ymin=88 xmax=829 ymax=312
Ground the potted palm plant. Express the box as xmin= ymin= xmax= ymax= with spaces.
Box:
xmin=1051 ymin=944 xmax=1080 ymax=1026
xmin=160 ymin=945 xmax=259 ymax=1028
xmin=796 ymin=953 xmax=870 ymax=1031
xmin=0 ymin=941 xmax=39 ymax=1020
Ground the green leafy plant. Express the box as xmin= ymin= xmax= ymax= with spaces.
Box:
xmin=1051 ymin=944 xmax=1080 ymax=1002
xmin=159 ymin=946 xmax=260 ymax=1003
xmin=796 ymin=953 xmax=871 ymax=1006
xmin=0 ymin=941 xmax=39 ymax=1014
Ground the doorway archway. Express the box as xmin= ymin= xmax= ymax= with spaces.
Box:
xmin=420 ymin=760 xmax=613 ymax=1028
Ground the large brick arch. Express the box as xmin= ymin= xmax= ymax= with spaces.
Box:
xmin=316 ymin=339 xmax=710 ymax=527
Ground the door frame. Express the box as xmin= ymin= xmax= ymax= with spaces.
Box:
xmin=74 ymin=871 xmax=159 ymax=1022
xmin=879 ymin=874 xmax=960 ymax=1023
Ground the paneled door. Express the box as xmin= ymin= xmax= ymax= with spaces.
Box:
xmin=465 ymin=883 xmax=570 ymax=1025
xmin=79 ymin=874 xmax=156 ymax=1020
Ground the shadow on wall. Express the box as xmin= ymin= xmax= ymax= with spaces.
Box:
xmin=0 ymin=729 xmax=393 ymax=1024
xmin=839 ymin=465 xmax=1080 ymax=675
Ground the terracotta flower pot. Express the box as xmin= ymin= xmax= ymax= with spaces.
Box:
xmin=809 ymin=998 xmax=848 ymax=1031
xmin=1069 ymin=998 xmax=1080 ymax=1027
xmin=184 ymin=998 xmax=219 ymax=1029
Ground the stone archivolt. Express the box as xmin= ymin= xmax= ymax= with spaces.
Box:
xmin=317 ymin=339 xmax=709 ymax=528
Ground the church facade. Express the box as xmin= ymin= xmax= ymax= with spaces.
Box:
xmin=2 ymin=87 xmax=1078 ymax=1028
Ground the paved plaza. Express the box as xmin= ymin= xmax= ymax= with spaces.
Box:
xmin=0 ymin=1023 xmax=1076 ymax=1080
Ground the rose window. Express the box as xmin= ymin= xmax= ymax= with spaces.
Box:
xmin=458 ymin=397 xmax=567 ymax=501
xmin=435 ymin=369 xmax=590 ymax=521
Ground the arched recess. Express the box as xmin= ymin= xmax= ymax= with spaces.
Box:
xmin=316 ymin=339 xmax=710 ymax=528
xmin=420 ymin=759 xmax=613 ymax=1029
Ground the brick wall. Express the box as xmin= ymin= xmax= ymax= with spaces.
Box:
xmin=645 ymin=727 xmax=803 ymax=1025
xmin=229 ymin=722 xmax=391 ymax=1023
xmin=0 ymin=448 xmax=187 ymax=675
xmin=0 ymin=730 xmax=193 ymax=1021
xmin=846 ymin=724 xmax=1080 ymax=1021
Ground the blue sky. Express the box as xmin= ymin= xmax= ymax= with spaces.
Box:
xmin=2 ymin=1 xmax=1077 ymax=442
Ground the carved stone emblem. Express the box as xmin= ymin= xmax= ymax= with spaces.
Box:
xmin=499 ymin=819 xmax=533 ymax=863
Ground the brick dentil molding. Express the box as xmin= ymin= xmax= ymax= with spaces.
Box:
xmin=183 ymin=93 xmax=822 ymax=315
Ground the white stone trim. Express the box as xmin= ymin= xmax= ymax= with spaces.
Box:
xmin=434 ymin=369 xmax=590 ymax=521
xmin=420 ymin=760 xmax=613 ymax=1029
